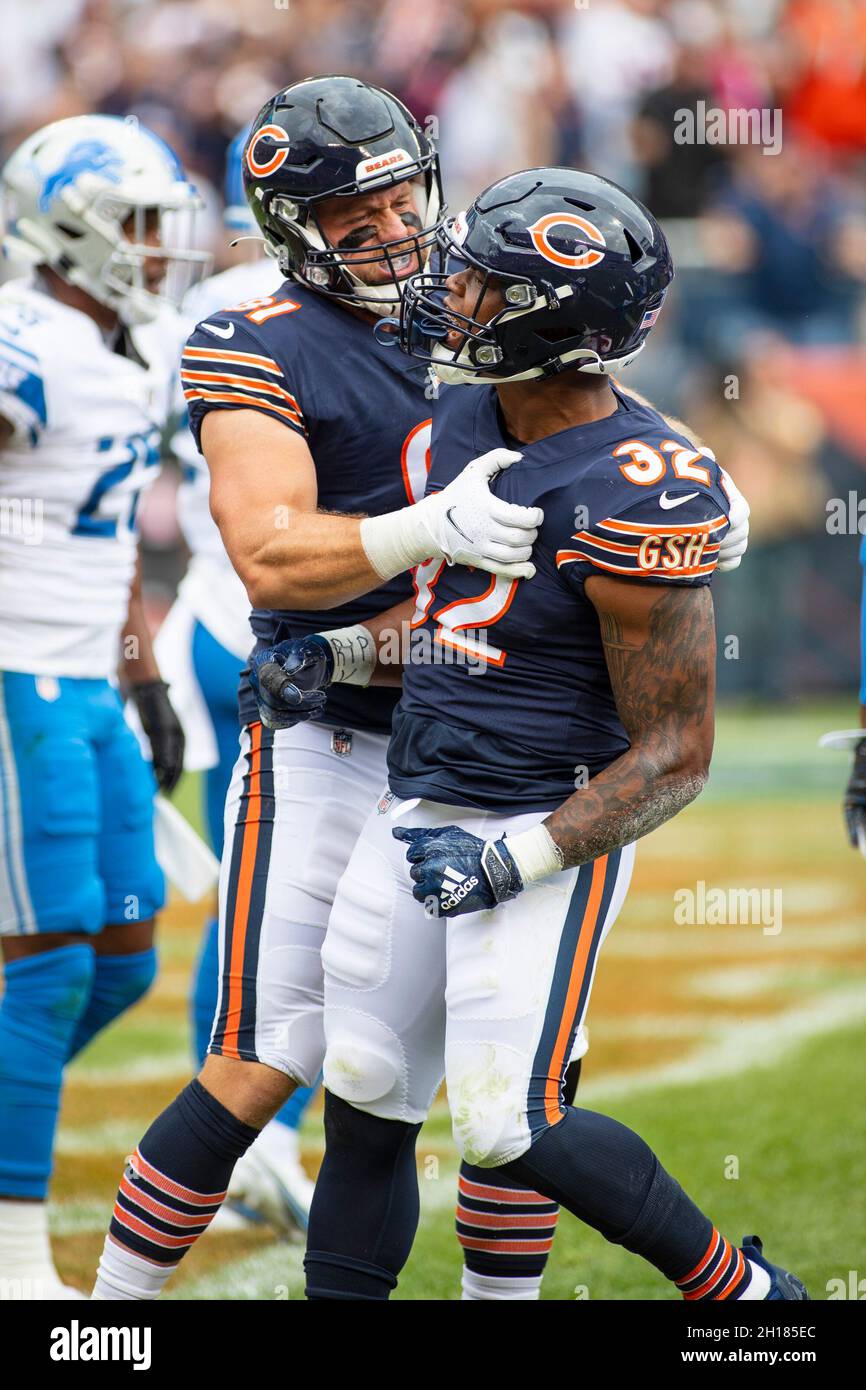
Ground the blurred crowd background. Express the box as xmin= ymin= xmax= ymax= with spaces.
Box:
xmin=2 ymin=0 xmax=865 ymax=700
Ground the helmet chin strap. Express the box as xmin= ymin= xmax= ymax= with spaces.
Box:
xmin=431 ymin=340 xmax=645 ymax=386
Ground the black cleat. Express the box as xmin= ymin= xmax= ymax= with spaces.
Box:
xmin=742 ymin=1235 xmax=809 ymax=1300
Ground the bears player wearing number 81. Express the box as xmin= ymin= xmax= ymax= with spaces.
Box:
xmin=280 ymin=167 xmax=806 ymax=1300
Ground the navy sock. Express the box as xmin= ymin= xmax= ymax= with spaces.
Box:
xmin=501 ymin=1107 xmax=714 ymax=1282
xmin=109 ymin=1078 xmax=258 ymax=1266
xmin=304 ymin=1091 xmax=422 ymax=1300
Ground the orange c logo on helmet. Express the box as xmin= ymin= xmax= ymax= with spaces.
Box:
xmin=528 ymin=212 xmax=606 ymax=269
xmin=246 ymin=124 xmax=291 ymax=178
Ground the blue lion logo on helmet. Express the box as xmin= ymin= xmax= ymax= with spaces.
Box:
xmin=38 ymin=140 xmax=125 ymax=213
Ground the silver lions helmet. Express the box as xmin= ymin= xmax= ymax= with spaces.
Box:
xmin=1 ymin=114 xmax=211 ymax=325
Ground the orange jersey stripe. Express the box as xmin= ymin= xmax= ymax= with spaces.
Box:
xmin=555 ymin=549 xmax=717 ymax=578
xmin=571 ymin=530 xmax=720 ymax=558
xmin=544 ymin=856 xmax=608 ymax=1126
xmin=184 ymin=389 xmax=305 ymax=431
xmin=181 ymin=369 xmax=301 ymax=412
xmin=572 ymin=531 xmax=642 ymax=555
xmin=598 ymin=514 xmax=728 ymax=537
xmin=182 ymin=345 xmax=281 ymax=374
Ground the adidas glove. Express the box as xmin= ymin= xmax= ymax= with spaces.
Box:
xmin=393 ymin=824 xmax=525 ymax=919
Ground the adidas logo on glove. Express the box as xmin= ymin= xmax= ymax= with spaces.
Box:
xmin=440 ymin=866 xmax=479 ymax=912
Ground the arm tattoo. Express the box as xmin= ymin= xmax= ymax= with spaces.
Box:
xmin=545 ymin=584 xmax=715 ymax=868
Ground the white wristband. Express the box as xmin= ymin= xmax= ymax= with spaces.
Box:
xmin=319 ymin=624 xmax=377 ymax=687
xmin=360 ymin=499 xmax=438 ymax=581
xmin=506 ymin=823 xmax=564 ymax=886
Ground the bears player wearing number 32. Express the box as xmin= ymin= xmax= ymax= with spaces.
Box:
xmin=283 ymin=169 xmax=806 ymax=1301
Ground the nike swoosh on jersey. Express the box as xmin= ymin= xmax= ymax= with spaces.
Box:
xmin=658 ymin=490 xmax=700 ymax=509
xmin=201 ymin=322 xmax=235 ymax=339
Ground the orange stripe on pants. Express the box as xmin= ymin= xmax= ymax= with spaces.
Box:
xmin=222 ymin=723 xmax=262 ymax=1059
xmin=543 ymin=854 xmax=608 ymax=1126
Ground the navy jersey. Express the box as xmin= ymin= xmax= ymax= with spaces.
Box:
xmin=388 ymin=385 xmax=730 ymax=812
xmin=182 ymin=280 xmax=433 ymax=733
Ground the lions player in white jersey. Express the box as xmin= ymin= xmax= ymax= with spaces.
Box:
xmin=0 ymin=115 xmax=205 ymax=1298
xmin=159 ymin=131 xmax=317 ymax=1233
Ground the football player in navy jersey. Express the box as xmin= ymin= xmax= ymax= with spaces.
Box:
xmin=91 ymin=79 xmax=571 ymax=1303
xmin=260 ymin=169 xmax=804 ymax=1301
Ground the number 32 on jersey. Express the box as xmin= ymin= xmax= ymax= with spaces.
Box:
xmin=411 ymin=558 xmax=517 ymax=668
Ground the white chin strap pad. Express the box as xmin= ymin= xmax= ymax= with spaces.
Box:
xmin=432 ymin=337 xmax=646 ymax=386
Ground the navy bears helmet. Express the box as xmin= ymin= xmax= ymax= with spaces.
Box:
xmin=398 ymin=167 xmax=673 ymax=382
xmin=242 ymin=75 xmax=444 ymax=315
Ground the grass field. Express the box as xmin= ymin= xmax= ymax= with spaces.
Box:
xmin=51 ymin=699 xmax=866 ymax=1299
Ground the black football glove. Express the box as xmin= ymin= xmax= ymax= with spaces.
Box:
xmin=844 ymin=737 xmax=866 ymax=850
xmin=248 ymin=635 xmax=333 ymax=730
xmin=131 ymin=679 xmax=185 ymax=794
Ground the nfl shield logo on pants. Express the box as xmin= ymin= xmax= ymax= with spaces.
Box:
xmin=331 ymin=729 xmax=353 ymax=757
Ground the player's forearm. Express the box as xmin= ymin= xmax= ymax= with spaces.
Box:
xmin=358 ymin=599 xmax=415 ymax=686
xmin=229 ymin=509 xmax=383 ymax=611
xmin=510 ymin=580 xmax=715 ymax=881
xmin=318 ymin=599 xmax=416 ymax=689
xmin=220 ymin=493 xmax=446 ymax=612
xmin=540 ymin=743 xmax=708 ymax=871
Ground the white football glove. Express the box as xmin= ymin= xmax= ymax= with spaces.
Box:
xmin=360 ymin=447 xmax=543 ymax=581
xmin=416 ymin=448 xmax=543 ymax=577
xmin=708 ymin=457 xmax=749 ymax=573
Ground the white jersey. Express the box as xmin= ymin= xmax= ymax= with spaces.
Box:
xmin=0 ymin=278 xmax=181 ymax=677
xmin=172 ymin=256 xmax=282 ymax=660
